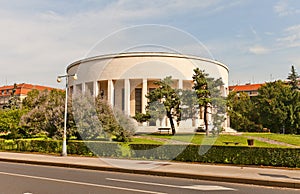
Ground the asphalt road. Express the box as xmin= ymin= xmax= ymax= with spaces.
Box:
xmin=0 ymin=162 xmax=298 ymax=194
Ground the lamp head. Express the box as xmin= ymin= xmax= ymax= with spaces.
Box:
xmin=73 ymin=74 xmax=78 ymax=80
xmin=57 ymin=77 xmax=62 ymax=83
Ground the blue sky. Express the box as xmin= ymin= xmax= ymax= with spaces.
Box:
xmin=0 ymin=0 xmax=300 ymax=87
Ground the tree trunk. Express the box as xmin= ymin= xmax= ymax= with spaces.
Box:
xmin=167 ymin=111 xmax=176 ymax=135
xmin=204 ymin=105 xmax=209 ymax=136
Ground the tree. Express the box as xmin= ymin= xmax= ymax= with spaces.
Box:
xmin=0 ymin=108 xmax=27 ymax=139
xmin=178 ymin=89 xmax=198 ymax=127
xmin=207 ymin=77 xmax=226 ymax=134
xmin=72 ymin=92 xmax=102 ymax=140
xmin=95 ymin=95 xmax=136 ymax=142
xmin=192 ymin=68 xmax=211 ymax=135
xmin=287 ymin=65 xmax=299 ymax=91
xmin=256 ymin=81 xmax=297 ymax=134
xmin=21 ymin=89 xmax=77 ymax=139
xmin=227 ymin=91 xmax=261 ymax=132
xmin=146 ymin=76 xmax=181 ymax=135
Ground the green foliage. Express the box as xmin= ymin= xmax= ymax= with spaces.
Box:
xmin=72 ymin=92 xmax=103 ymax=140
xmin=113 ymin=108 xmax=136 ymax=142
xmin=20 ymin=89 xmax=76 ymax=139
xmin=228 ymin=66 xmax=300 ymax=134
xmin=192 ymin=68 xmax=226 ymax=134
xmin=207 ymin=77 xmax=226 ymax=133
xmin=287 ymin=65 xmax=299 ymax=91
xmin=0 ymin=139 xmax=299 ymax=167
xmin=192 ymin=68 xmax=210 ymax=135
xmin=129 ymin=144 xmax=300 ymax=167
xmin=256 ymin=81 xmax=299 ymax=134
xmin=146 ymin=100 xmax=166 ymax=126
xmin=133 ymin=112 xmax=151 ymax=123
xmin=68 ymin=141 xmax=122 ymax=157
xmin=95 ymin=95 xmax=136 ymax=142
xmin=227 ymin=91 xmax=261 ymax=132
xmin=146 ymin=76 xmax=181 ymax=135
xmin=178 ymin=89 xmax=198 ymax=127
xmin=0 ymin=109 xmax=28 ymax=139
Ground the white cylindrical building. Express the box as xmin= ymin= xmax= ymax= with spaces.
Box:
xmin=67 ymin=52 xmax=230 ymax=132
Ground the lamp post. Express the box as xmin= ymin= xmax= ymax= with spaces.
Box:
xmin=57 ymin=73 xmax=77 ymax=156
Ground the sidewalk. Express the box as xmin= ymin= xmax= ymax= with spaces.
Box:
xmin=0 ymin=151 xmax=299 ymax=189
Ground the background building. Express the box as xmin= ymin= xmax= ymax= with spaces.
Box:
xmin=67 ymin=52 xmax=230 ymax=132
xmin=229 ymin=83 xmax=264 ymax=97
xmin=0 ymin=83 xmax=55 ymax=108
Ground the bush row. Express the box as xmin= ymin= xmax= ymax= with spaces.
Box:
xmin=0 ymin=140 xmax=299 ymax=168
xmin=129 ymin=144 xmax=300 ymax=168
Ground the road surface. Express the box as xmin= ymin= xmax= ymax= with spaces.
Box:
xmin=0 ymin=162 xmax=298 ymax=194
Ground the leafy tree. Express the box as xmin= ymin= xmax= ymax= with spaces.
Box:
xmin=227 ymin=91 xmax=261 ymax=132
xmin=112 ymin=108 xmax=136 ymax=142
xmin=207 ymin=77 xmax=226 ymax=134
xmin=192 ymin=68 xmax=211 ymax=135
xmin=146 ymin=100 xmax=166 ymax=126
xmin=0 ymin=108 xmax=28 ymax=139
xmin=21 ymin=89 xmax=77 ymax=139
xmin=146 ymin=76 xmax=181 ymax=135
xmin=256 ymin=81 xmax=297 ymax=134
xmin=95 ymin=95 xmax=136 ymax=142
xmin=178 ymin=89 xmax=198 ymax=127
xmin=22 ymin=89 xmax=42 ymax=109
xmin=133 ymin=112 xmax=151 ymax=123
xmin=287 ymin=65 xmax=299 ymax=91
xmin=72 ymin=92 xmax=102 ymax=140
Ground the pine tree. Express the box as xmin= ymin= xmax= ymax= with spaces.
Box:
xmin=192 ymin=68 xmax=211 ymax=136
xmin=287 ymin=65 xmax=299 ymax=90
xmin=146 ymin=76 xmax=181 ymax=135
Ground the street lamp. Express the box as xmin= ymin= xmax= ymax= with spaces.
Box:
xmin=57 ymin=73 xmax=77 ymax=156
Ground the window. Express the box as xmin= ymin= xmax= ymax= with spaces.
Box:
xmin=135 ymin=88 xmax=142 ymax=113
xmin=122 ymin=88 xmax=125 ymax=111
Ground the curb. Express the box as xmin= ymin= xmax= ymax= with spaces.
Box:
xmin=0 ymin=157 xmax=299 ymax=189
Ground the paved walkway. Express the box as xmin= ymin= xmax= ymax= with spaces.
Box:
xmin=0 ymin=151 xmax=299 ymax=189
xmin=245 ymin=136 xmax=300 ymax=148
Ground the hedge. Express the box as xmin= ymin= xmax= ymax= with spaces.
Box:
xmin=0 ymin=140 xmax=299 ymax=167
xmin=129 ymin=144 xmax=300 ymax=168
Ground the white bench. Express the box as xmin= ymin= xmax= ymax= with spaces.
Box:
xmin=158 ymin=127 xmax=171 ymax=134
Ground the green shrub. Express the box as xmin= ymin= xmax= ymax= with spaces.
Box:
xmin=15 ymin=140 xmax=61 ymax=153
xmin=130 ymin=144 xmax=300 ymax=168
xmin=0 ymin=140 xmax=299 ymax=167
xmin=68 ymin=141 xmax=122 ymax=157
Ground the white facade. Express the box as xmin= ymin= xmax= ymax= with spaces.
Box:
xmin=67 ymin=52 xmax=230 ymax=132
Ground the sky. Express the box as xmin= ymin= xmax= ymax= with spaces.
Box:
xmin=1 ymin=0 xmax=300 ymax=88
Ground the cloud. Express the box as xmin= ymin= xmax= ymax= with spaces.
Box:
xmin=0 ymin=3 xmax=126 ymax=87
xmin=274 ymin=0 xmax=300 ymax=16
xmin=277 ymin=24 xmax=300 ymax=48
xmin=249 ymin=45 xmax=270 ymax=55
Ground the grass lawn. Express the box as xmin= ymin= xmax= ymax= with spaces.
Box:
xmin=242 ymin=133 xmax=300 ymax=146
xmin=130 ymin=137 xmax=164 ymax=144
xmin=137 ymin=133 xmax=289 ymax=148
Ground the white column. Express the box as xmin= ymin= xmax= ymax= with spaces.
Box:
xmin=73 ymin=84 xmax=77 ymax=95
xmin=108 ymin=80 xmax=114 ymax=106
xmin=82 ymin=83 xmax=86 ymax=94
xmin=142 ymin=79 xmax=148 ymax=114
xmin=124 ymin=79 xmax=130 ymax=115
xmin=94 ymin=81 xmax=99 ymax=97
xmin=178 ymin=79 xmax=183 ymax=89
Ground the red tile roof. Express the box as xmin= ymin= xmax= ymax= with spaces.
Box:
xmin=0 ymin=83 xmax=57 ymax=97
xmin=229 ymin=83 xmax=264 ymax=92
